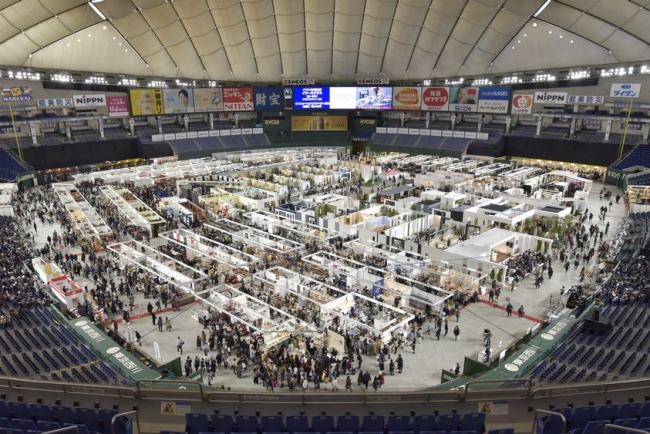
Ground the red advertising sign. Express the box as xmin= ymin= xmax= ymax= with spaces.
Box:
xmin=107 ymin=96 xmax=129 ymax=117
xmin=223 ymin=87 xmax=254 ymax=111
xmin=421 ymin=87 xmax=450 ymax=111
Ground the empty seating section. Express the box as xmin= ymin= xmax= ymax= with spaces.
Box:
xmin=185 ymin=412 xmax=486 ymax=434
xmin=167 ymin=134 xmax=270 ymax=154
xmin=0 ymin=147 xmax=29 ymax=182
xmin=0 ymin=401 xmax=132 ymax=434
xmin=370 ymin=133 xmax=472 ymax=152
xmin=614 ymin=143 xmax=650 ymax=170
xmin=535 ymin=402 xmax=650 ymax=434
xmin=0 ymin=305 xmax=120 ymax=384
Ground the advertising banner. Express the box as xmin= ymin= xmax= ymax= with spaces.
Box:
xmin=477 ymin=86 xmax=510 ymax=114
xmin=163 ymin=88 xmax=194 ymax=114
xmin=567 ymin=95 xmax=605 ymax=105
xmin=291 ymin=115 xmax=348 ymax=131
xmin=223 ymin=87 xmax=254 ymax=111
xmin=253 ymin=87 xmax=283 ymax=111
xmin=129 ymin=89 xmax=164 ymax=115
xmin=73 ymin=94 xmax=106 ymax=108
xmin=449 ymin=87 xmax=478 ymax=112
xmin=2 ymin=86 xmax=32 ymax=102
xmin=193 ymin=88 xmax=223 ymax=112
xmin=511 ymin=94 xmax=533 ymax=115
xmin=107 ymin=96 xmax=129 ymax=117
xmin=38 ymin=98 xmax=73 ymax=108
xmin=355 ymin=87 xmax=392 ymax=110
xmin=392 ymin=87 xmax=421 ymax=111
xmin=610 ymin=83 xmax=641 ymax=98
xmin=534 ymin=91 xmax=567 ymax=105
xmin=421 ymin=87 xmax=450 ymax=111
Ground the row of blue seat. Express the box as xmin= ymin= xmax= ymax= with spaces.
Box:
xmin=550 ymin=403 xmax=650 ymax=432
xmin=538 ymin=416 xmax=650 ymax=434
xmin=185 ymin=413 xmax=486 ymax=434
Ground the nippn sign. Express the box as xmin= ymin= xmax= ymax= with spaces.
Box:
xmin=73 ymin=94 xmax=107 ymax=107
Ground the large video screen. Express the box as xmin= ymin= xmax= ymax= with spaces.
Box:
xmin=330 ymin=87 xmax=357 ymax=109
xmin=356 ymin=87 xmax=392 ymax=110
xmin=294 ymin=87 xmax=330 ymax=109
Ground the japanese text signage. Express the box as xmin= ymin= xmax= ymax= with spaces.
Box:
xmin=567 ymin=95 xmax=605 ymax=105
xmin=2 ymin=87 xmax=32 ymax=102
xmin=129 ymin=89 xmax=164 ymax=115
xmin=420 ymin=87 xmax=450 ymax=111
xmin=107 ymin=96 xmax=129 ymax=117
xmin=253 ymin=87 xmax=283 ymax=111
xmin=294 ymin=87 xmax=330 ymax=110
xmin=223 ymin=87 xmax=254 ymax=111
xmin=477 ymin=86 xmax=511 ymax=113
xmin=38 ymin=97 xmax=73 ymax=108
xmin=610 ymin=83 xmax=641 ymax=98
xmin=193 ymin=88 xmax=223 ymax=112
xmin=511 ymin=94 xmax=533 ymax=115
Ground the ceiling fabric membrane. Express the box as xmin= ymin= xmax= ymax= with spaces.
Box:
xmin=0 ymin=0 xmax=649 ymax=81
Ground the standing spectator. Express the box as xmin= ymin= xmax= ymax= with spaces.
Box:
xmin=176 ymin=336 xmax=184 ymax=355
xmin=157 ymin=316 xmax=163 ymax=332
xmin=345 ymin=376 xmax=352 ymax=392
xmin=165 ymin=317 xmax=172 ymax=332
xmin=151 ymin=312 xmax=157 ymax=326
xmin=397 ymin=354 xmax=404 ymax=373
xmin=453 ymin=325 xmax=460 ymax=341
xmin=506 ymin=303 xmax=513 ymax=317
xmin=518 ymin=305 xmax=525 ymax=318
xmin=454 ymin=363 xmax=461 ymax=376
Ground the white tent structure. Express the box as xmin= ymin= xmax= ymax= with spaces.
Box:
xmin=2 ymin=0 xmax=650 ymax=82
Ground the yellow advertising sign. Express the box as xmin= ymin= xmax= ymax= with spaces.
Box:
xmin=129 ymin=89 xmax=164 ymax=116
xmin=291 ymin=115 xmax=348 ymax=131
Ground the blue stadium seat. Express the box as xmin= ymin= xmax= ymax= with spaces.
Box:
xmin=0 ymin=420 xmax=12 ymax=429
xmin=436 ymin=414 xmax=461 ymax=434
xmin=28 ymin=404 xmax=54 ymax=422
xmin=571 ymin=407 xmax=597 ymax=433
xmin=0 ymin=429 xmax=21 ymax=434
xmin=261 ymin=416 xmax=285 ymax=433
xmin=312 ymin=416 xmax=335 ymax=434
xmin=361 ymin=415 xmax=385 ymax=432
xmin=236 ymin=415 xmax=258 ymax=433
xmin=569 ymin=420 xmax=609 ymax=434
xmin=186 ymin=413 xmax=211 ymax=434
xmin=9 ymin=419 xmax=37 ymax=434
xmin=211 ymin=414 xmax=234 ymax=434
xmin=386 ymin=416 xmax=410 ymax=432
xmin=36 ymin=421 xmax=60 ymax=431
xmin=63 ymin=423 xmax=92 ymax=434
xmin=337 ymin=415 xmax=360 ymax=433
xmin=636 ymin=417 xmax=650 ymax=431
xmin=461 ymin=413 xmax=485 ymax=433
xmin=285 ymin=415 xmax=308 ymax=434
xmin=412 ymin=415 xmax=436 ymax=434
xmin=74 ymin=407 xmax=101 ymax=432
xmin=611 ymin=418 xmax=637 ymax=429
xmin=7 ymin=403 xmax=30 ymax=421
xmin=52 ymin=405 xmax=76 ymax=425
xmin=592 ymin=405 xmax=618 ymax=422
xmin=639 ymin=402 xmax=650 ymax=419
xmin=0 ymin=402 xmax=9 ymax=419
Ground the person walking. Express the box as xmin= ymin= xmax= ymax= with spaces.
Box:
xmin=165 ymin=317 xmax=172 ymax=332
xmin=518 ymin=305 xmax=525 ymax=318
xmin=454 ymin=363 xmax=461 ymax=376
xmin=506 ymin=303 xmax=513 ymax=317
xmin=176 ymin=337 xmax=184 ymax=355
xmin=435 ymin=327 xmax=441 ymax=341
xmin=157 ymin=316 xmax=163 ymax=332
xmin=444 ymin=318 xmax=449 ymax=336
xmin=151 ymin=312 xmax=157 ymax=326
xmin=345 ymin=376 xmax=352 ymax=392
xmin=135 ymin=331 xmax=142 ymax=346
xmin=453 ymin=325 xmax=460 ymax=341
xmin=396 ymin=354 xmax=404 ymax=373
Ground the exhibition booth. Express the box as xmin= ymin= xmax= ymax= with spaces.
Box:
xmin=99 ymin=186 xmax=166 ymax=238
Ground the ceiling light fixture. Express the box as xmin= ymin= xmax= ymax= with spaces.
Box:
xmin=534 ymin=0 xmax=551 ymax=17
xmin=88 ymin=1 xmax=107 ymax=20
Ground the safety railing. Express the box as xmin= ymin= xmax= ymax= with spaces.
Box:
xmin=111 ymin=410 xmax=140 ymax=434
xmin=531 ymin=409 xmax=566 ymax=434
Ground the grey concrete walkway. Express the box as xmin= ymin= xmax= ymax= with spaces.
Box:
xmin=26 ymin=181 xmax=627 ymax=392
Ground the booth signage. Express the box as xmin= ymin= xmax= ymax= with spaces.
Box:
xmin=73 ymin=94 xmax=106 ymax=107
